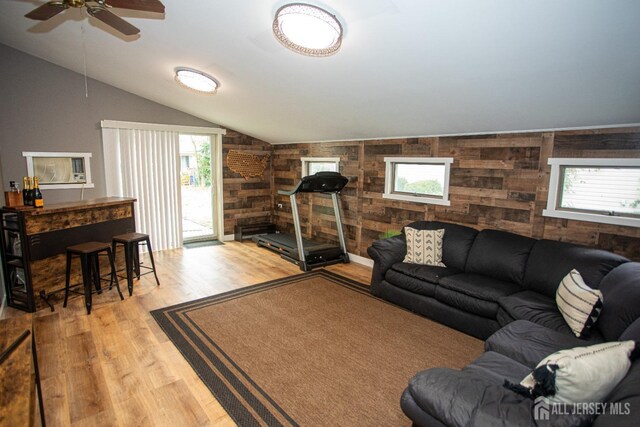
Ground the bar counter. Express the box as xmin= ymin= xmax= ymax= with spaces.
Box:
xmin=18 ymin=197 xmax=136 ymax=216
xmin=1 ymin=197 xmax=136 ymax=311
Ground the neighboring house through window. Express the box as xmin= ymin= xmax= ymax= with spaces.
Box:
xmin=543 ymin=158 xmax=640 ymax=227
xmin=383 ymin=157 xmax=454 ymax=205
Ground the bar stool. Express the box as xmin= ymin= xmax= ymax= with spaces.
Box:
xmin=64 ymin=241 xmax=124 ymax=315
xmin=112 ymin=232 xmax=160 ymax=296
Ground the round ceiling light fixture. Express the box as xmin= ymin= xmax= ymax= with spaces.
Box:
xmin=273 ymin=3 xmax=343 ymax=57
xmin=174 ymin=67 xmax=219 ymax=94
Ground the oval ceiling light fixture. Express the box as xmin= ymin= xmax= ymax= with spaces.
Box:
xmin=174 ymin=67 xmax=219 ymax=94
xmin=273 ymin=3 xmax=343 ymax=57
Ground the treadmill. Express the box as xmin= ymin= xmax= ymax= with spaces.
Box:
xmin=254 ymin=172 xmax=350 ymax=272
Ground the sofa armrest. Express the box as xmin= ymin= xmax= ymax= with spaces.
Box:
xmin=406 ymin=368 xmax=593 ymax=427
xmin=406 ymin=368 xmax=533 ymax=427
xmin=367 ymin=235 xmax=406 ymax=290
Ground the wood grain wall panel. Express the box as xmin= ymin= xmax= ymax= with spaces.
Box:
xmin=537 ymin=128 xmax=640 ymax=257
xmin=268 ymin=127 xmax=640 ymax=260
xmin=222 ymin=130 xmax=272 ymax=235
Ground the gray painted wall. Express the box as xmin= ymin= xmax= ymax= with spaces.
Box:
xmin=0 ymin=157 xmax=4 ymax=311
xmin=0 ymin=43 xmax=218 ymax=203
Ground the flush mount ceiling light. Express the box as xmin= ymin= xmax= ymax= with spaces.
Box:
xmin=273 ymin=3 xmax=343 ymax=57
xmin=174 ymin=67 xmax=219 ymax=94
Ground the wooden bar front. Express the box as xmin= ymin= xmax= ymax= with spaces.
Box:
xmin=1 ymin=197 xmax=136 ymax=311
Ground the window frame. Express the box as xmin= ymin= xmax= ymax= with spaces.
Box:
xmin=543 ymin=157 xmax=640 ymax=227
xmin=301 ymin=157 xmax=340 ymax=177
xmin=383 ymin=157 xmax=454 ymax=206
xmin=23 ymin=151 xmax=94 ymax=189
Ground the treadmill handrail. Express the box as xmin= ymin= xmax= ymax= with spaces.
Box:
xmin=277 ymin=188 xmax=297 ymax=196
xmin=277 ymin=172 xmax=348 ymax=196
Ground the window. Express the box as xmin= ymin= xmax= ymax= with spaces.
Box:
xmin=543 ymin=158 xmax=640 ymax=227
xmin=23 ymin=151 xmax=94 ymax=189
xmin=383 ymin=157 xmax=453 ymax=205
xmin=301 ymin=157 xmax=340 ymax=177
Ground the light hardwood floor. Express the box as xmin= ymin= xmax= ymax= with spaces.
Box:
xmin=3 ymin=241 xmax=372 ymax=426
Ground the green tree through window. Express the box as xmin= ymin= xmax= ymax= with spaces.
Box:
xmin=197 ymin=141 xmax=211 ymax=187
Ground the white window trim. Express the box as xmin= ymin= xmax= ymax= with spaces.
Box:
xmin=543 ymin=157 xmax=640 ymax=227
xmin=23 ymin=151 xmax=94 ymax=189
xmin=383 ymin=157 xmax=454 ymax=206
xmin=301 ymin=157 xmax=340 ymax=177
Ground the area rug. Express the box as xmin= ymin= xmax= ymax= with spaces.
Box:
xmin=151 ymin=270 xmax=483 ymax=426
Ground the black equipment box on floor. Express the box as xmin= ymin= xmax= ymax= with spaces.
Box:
xmin=234 ymin=223 xmax=277 ymax=241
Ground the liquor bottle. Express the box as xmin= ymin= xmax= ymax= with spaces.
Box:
xmin=22 ymin=176 xmax=30 ymax=206
xmin=33 ymin=176 xmax=44 ymax=208
xmin=29 ymin=177 xmax=35 ymax=207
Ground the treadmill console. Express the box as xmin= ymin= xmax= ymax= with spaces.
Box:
xmin=299 ymin=172 xmax=349 ymax=193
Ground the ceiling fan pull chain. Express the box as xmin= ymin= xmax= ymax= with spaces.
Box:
xmin=81 ymin=22 xmax=89 ymax=98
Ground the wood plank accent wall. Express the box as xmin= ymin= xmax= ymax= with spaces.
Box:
xmin=222 ymin=130 xmax=272 ymax=235
xmin=269 ymin=127 xmax=640 ymax=261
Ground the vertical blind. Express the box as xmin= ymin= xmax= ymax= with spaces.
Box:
xmin=102 ymin=127 xmax=183 ymax=251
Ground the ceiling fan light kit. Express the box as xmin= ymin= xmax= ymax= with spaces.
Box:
xmin=174 ymin=67 xmax=219 ymax=94
xmin=273 ymin=3 xmax=343 ymax=57
xmin=24 ymin=0 xmax=165 ymax=36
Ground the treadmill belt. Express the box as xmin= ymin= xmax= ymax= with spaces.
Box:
xmin=255 ymin=233 xmax=341 ymax=256
xmin=257 ymin=233 xmax=318 ymax=249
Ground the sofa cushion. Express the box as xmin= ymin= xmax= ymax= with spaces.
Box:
xmin=462 ymin=351 xmax=531 ymax=384
xmin=496 ymin=307 xmax=516 ymax=327
xmin=385 ymin=269 xmax=438 ymax=297
xmin=498 ymin=290 xmax=573 ymax=335
xmin=523 ymin=239 xmax=629 ymax=299
xmin=597 ymin=262 xmax=640 ymax=341
xmin=621 ymin=318 xmax=640 ymax=342
xmin=434 ymin=287 xmax=498 ymax=319
xmin=404 ymin=221 xmax=478 ymax=271
xmin=436 ymin=274 xmax=522 ymax=318
xmin=557 ymin=269 xmax=604 ymax=338
xmin=465 ymin=229 xmax=535 ymax=285
xmin=390 ymin=262 xmax=460 ymax=283
xmin=485 ymin=320 xmax=603 ymax=368
xmin=593 ymin=359 xmax=640 ymax=427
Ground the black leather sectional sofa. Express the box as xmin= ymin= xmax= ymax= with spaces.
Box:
xmin=367 ymin=220 xmax=640 ymax=426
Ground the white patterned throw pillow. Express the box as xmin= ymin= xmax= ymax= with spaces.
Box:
xmin=403 ymin=227 xmax=446 ymax=267
xmin=518 ymin=340 xmax=635 ymax=404
xmin=556 ymin=269 xmax=603 ymax=338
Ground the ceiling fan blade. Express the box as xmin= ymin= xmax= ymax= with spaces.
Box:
xmin=105 ymin=0 xmax=165 ymax=13
xmin=88 ymin=8 xmax=140 ymax=35
xmin=25 ymin=2 xmax=68 ymax=21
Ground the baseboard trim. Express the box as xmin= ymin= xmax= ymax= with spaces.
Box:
xmin=0 ymin=295 xmax=6 ymax=319
xmin=223 ymin=234 xmax=235 ymax=242
xmin=348 ymin=252 xmax=373 ymax=268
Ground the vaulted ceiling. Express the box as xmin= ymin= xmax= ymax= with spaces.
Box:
xmin=1 ymin=1 xmax=639 ymax=143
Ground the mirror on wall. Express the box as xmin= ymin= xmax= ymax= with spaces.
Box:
xmin=22 ymin=152 xmax=94 ymax=189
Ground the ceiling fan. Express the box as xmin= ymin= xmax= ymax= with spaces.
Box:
xmin=24 ymin=0 xmax=165 ymax=36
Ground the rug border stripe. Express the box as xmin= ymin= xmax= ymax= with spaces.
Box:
xmin=150 ymin=269 xmax=373 ymax=426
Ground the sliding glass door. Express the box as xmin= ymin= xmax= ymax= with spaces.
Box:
xmin=179 ymin=134 xmax=216 ymax=242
